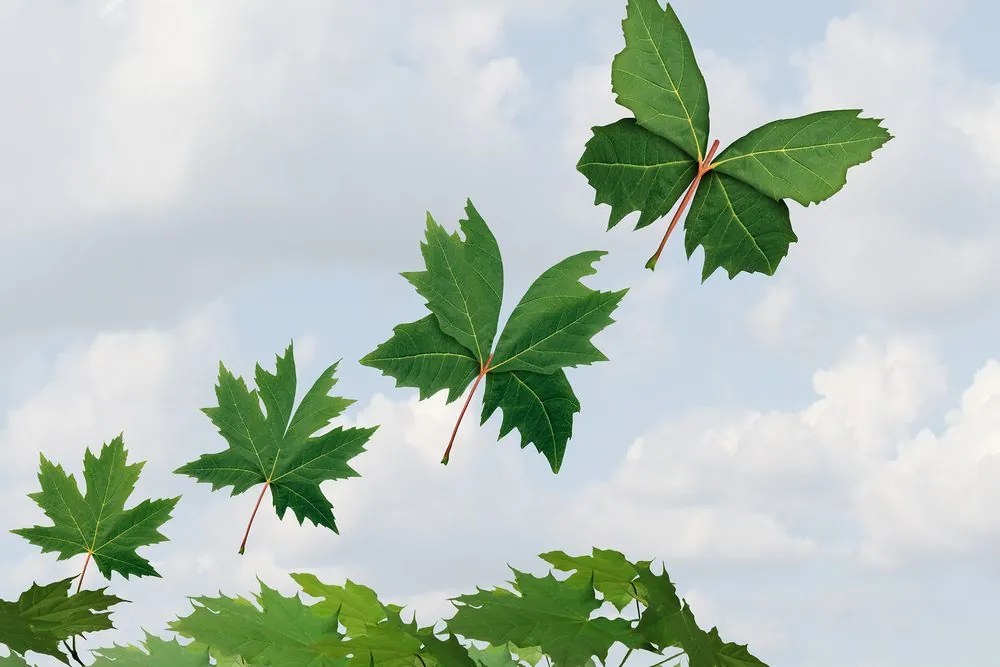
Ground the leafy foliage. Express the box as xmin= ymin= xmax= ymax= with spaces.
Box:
xmin=361 ymin=200 xmax=626 ymax=472
xmin=175 ymin=343 xmax=379 ymax=553
xmin=65 ymin=548 xmax=769 ymax=667
xmin=0 ymin=578 xmax=122 ymax=664
xmin=579 ymin=0 xmax=892 ymax=277
xmin=12 ymin=436 xmax=179 ymax=580
xmin=91 ymin=633 xmax=211 ymax=666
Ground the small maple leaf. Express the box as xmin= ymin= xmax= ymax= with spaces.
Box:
xmin=12 ymin=435 xmax=179 ymax=581
xmin=360 ymin=199 xmax=627 ymax=472
xmin=0 ymin=577 xmax=123 ymax=664
xmin=174 ymin=342 xmax=378 ymax=554
xmin=578 ymin=0 xmax=892 ymax=277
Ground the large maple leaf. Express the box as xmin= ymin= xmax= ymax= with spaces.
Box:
xmin=360 ymin=200 xmax=626 ymax=472
xmin=446 ymin=568 xmax=634 ymax=667
xmin=578 ymin=0 xmax=892 ymax=278
xmin=0 ymin=578 xmax=122 ymax=664
xmin=91 ymin=633 xmax=211 ymax=666
xmin=174 ymin=343 xmax=379 ymax=553
xmin=12 ymin=436 xmax=178 ymax=581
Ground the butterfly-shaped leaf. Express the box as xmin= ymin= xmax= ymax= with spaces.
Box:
xmin=361 ymin=200 xmax=626 ymax=472
xmin=0 ymin=578 xmax=123 ymax=664
xmin=175 ymin=343 xmax=378 ymax=553
xmin=12 ymin=436 xmax=178 ymax=580
xmin=579 ymin=0 xmax=892 ymax=278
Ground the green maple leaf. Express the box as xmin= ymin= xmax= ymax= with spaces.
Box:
xmin=361 ymin=200 xmax=626 ymax=472
xmin=0 ymin=578 xmax=123 ymax=664
xmin=174 ymin=343 xmax=379 ymax=553
xmin=293 ymin=573 xmax=476 ymax=666
xmin=12 ymin=436 xmax=179 ymax=580
xmin=579 ymin=0 xmax=892 ymax=278
xmin=539 ymin=547 xmax=651 ymax=613
xmin=446 ymin=568 xmax=633 ymax=667
xmin=170 ymin=581 xmax=345 ymax=667
xmin=633 ymin=563 xmax=768 ymax=667
xmin=90 ymin=632 xmax=211 ymax=666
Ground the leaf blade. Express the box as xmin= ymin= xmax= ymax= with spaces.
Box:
xmin=684 ymin=172 xmax=796 ymax=281
xmin=578 ymin=118 xmax=698 ymax=230
xmin=712 ymin=110 xmax=892 ymax=205
xmin=612 ymin=0 xmax=710 ymax=160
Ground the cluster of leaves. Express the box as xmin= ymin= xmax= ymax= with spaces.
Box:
xmin=578 ymin=0 xmax=891 ymax=276
xmin=2 ymin=0 xmax=892 ymax=663
xmin=5 ymin=549 xmax=769 ymax=666
xmin=362 ymin=200 xmax=626 ymax=473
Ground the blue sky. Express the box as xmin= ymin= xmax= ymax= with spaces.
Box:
xmin=1 ymin=0 xmax=998 ymax=665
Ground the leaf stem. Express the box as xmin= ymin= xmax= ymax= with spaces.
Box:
xmin=62 ymin=640 xmax=85 ymax=667
xmin=617 ymin=648 xmax=634 ymax=666
xmin=441 ymin=354 xmax=493 ymax=465
xmin=239 ymin=482 xmax=270 ymax=555
xmin=76 ymin=551 xmax=92 ymax=594
xmin=647 ymin=650 xmax=684 ymax=667
xmin=645 ymin=139 xmax=721 ymax=271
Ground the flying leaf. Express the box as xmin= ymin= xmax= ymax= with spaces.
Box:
xmin=174 ymin=343 xmax=379 ymax=553
xmin=577 ymin=119 xmax=697 ymax=230
xmin=0 ymin=578 xmax=122 ymax=664
xmin=91 ymin=633 xmax=211 ymax=666
xmin=361 ymin=200 xmax=625 ymax=472
xmin=580 ymin=0 xmax=892 ymax=276
xmin=612 ymin=0 xmax=709 ymax=161
xmin=684 ymin=172 xmax=796 ymax=281
xmin=12 ymin=436 xmax=178 ymax=580
xmin=446 ymin=569 xmax=633 ymax=667
xmin=711 ymin=110 xmax=892 ymax=205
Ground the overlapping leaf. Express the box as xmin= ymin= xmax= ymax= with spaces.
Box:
xmin=91 ymin=633 xmax=211 ymax=666
xmin=580 ymin=0 xmax=892 ymax=279
xmin=0 ymin=578 xmax=122 ymax=664
xmin=12 ymin=436 xmax=178 ymax=579
xmin=174 ymin=343 xmax=379 ymax=552
xmin=447 ymin=569 xmax=634 ymax=667
xmin=361 ymin=200 xmax=626 ymax=472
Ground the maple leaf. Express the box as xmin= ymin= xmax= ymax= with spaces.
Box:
xmin=174 ymin=342 xmax=379 ymax=553
xmin=539 ymin=547 xmax=651 ymax=613
xmin=579 ymin=0 xmax=892 ymax=277
xmin=446 ymin=568 xmax=634 ymax=667
xmin=633 ymin=563 xmax=768 ymax=667
xmin=0 ymin=578 xmax=122 ymax=664
xmin=292 ymin=573 xmax=476 ymax=666
xmin=170 ymin=581 xmax=344 ymax=667
xmin=361 ymin=200 xmax=626 ymax=472
xmin=12 ymin=436 xmax=179 ymax=581
xmin=90 ymin=632 xmax=210 ymax=666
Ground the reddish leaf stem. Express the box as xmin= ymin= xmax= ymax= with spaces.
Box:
xmin=645 ymin=138 xmax=721 ymax=271
xmin=75 ymin=551 xmax=92 ymax=594
xmin=441 ymin=354 xmax=494 ymax=465
xmin=239 ymin=481 xmax=270 ymax=555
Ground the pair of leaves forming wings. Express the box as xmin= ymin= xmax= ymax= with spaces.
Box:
xmin=578 ymin=0 xmax=892 ymax=277
xmin=361 ymin=200 xmax=627 ymax=473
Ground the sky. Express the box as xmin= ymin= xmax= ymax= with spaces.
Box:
xmin=0 ymin=0 xmax=998 ymax=665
